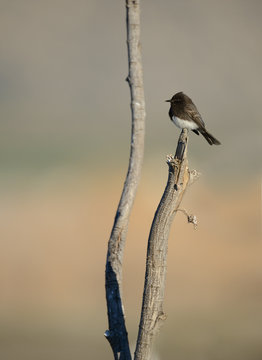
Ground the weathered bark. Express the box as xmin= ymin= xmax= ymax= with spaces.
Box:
xmin=105 ymin=1 xmax=145 ymax=359
xmin=134 ymin=129 xmax=198 ymax=360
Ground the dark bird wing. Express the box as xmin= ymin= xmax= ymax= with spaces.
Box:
xmin=186 ymin=102 xmax=221 ymax=145
xmin=186 ymin=106 xmax=206 ymax=129
xmin=192 ymin=129 xmax=200 ymax=135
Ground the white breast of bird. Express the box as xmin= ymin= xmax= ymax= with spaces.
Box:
xmin=172 ymin=116 xmax=198 ymax=130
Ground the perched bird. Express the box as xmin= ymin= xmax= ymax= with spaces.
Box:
xmin=166 ymin=92 xmax=221 ymax=145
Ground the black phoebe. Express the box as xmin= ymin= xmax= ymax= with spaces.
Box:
xmin=166 ymin=92 xmax=221 ymax=145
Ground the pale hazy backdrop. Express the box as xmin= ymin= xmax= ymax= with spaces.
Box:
xmin=0 ymin=1 xmax=261 ymax=359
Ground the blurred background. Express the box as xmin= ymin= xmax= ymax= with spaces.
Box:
xmin=0 ymin=0 xmax=261 ymax=359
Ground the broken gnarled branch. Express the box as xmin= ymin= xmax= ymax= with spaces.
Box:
xmin=134 ymin=128 xmax=197 ymax=360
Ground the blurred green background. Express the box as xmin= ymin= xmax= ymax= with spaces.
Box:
xmin=0 ymin=1 xmax=261 ymax=359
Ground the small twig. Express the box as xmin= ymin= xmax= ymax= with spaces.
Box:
xmin=189 ymin=169 xmax=201 ymax=185
xmin=176 ymin=208 xmax=198 ymax=229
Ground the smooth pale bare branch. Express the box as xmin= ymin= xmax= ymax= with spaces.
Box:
xmin=105 ymin=1 xmax=145 ymax=359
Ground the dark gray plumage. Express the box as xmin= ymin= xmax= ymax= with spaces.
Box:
xmin=166 ymin=92 xmax=221 ymax=145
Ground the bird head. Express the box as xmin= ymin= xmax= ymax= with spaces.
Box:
xmin=165 ymin=91 xmax=185 ymax=103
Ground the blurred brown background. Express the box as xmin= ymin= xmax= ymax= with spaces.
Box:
xmin=0 ymin=1 xmax=261 ymax=359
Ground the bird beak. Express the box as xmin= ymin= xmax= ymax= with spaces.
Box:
xmin=165 ymin=99 xmax=171 ymax=102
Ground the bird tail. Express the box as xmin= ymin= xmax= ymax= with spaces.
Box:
xmin=200 ymin=129 xmax=221 ymax=145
